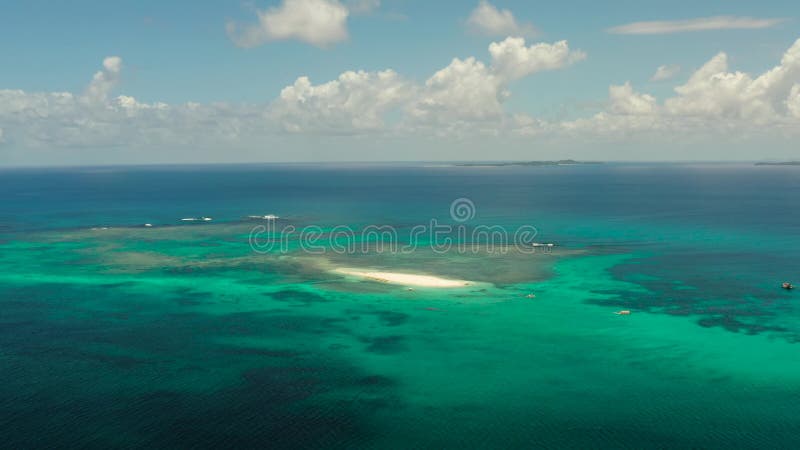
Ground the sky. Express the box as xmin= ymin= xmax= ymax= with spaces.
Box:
xmin=1 ymin=0 xmax=799 ymax=166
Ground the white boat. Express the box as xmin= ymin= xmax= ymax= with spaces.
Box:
xmin=248 ymin=214 xmax=280 ymax=220
xmin=181 ymin=217 xmax=213 ymax=222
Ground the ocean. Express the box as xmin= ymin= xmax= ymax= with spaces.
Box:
xmin=1 ymin=162 xmax=799 ymax=448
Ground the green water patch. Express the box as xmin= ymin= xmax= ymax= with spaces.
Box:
xmin=4 ymin=228 xmax=800 ymax=447
xmin=601 ymin=250 xmax=800 ymax=341
xmin=327 ymin=253 xmax=800 ymax=447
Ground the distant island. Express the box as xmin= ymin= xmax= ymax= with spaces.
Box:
xmin=456 ymin=159 xmax=603 ymax=167
xmin=755 ymin=161 xmax=800 ymax=166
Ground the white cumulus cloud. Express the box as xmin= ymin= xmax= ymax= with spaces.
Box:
xmin=227 ymin=0 xmax=349 ymax=48
xmin=273 ymin=37 xmax=585 ymax=132
xmin=272 ymin=70 xmax=411 ymax=132
xmin=664 ymin=38 xmax=800 ymax=121
xmin=608 ymin=16 xmax=785 ymax=35
xmin=467 ymin=1 xmax=537 ymax=37
xmin=410 ymin=57 xmax=506 ymax=124
xmin=489 ymin=37 xmax=586 ymax=81
xmin=608 ymin=82 xmax=658 ymax=115
xmin=565 ymin=38 xmax=800 ymax=138
xmin=408 ymin=38 xmax=584 ymax=129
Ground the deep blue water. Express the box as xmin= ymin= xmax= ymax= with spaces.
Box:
xmin=2 ymin=162 xmax=800 ymax=448
xmin=2 ymin=162 xmax=799 ymax=234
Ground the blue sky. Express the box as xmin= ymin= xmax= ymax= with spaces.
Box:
xmin=1 ymin=0 xmax=799 ymax=165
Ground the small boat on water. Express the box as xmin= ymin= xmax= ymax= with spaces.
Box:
xmin=782 ymin=282 xmax=794 ymax=290
xmin=614 ymin=310 xmax=631 ymax=315
xmin=248 ymin=215 xmax=280 ymax=220
xmin=532 ymin=242 xmax=555 ymax=248
xmin=181 ymin=217 xmax=213 ymax=222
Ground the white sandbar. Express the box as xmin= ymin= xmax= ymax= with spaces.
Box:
xmin=333 ymin=268 xmax=473 ymax=288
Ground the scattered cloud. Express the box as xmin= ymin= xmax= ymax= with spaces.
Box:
xmin=85 ymin=56 xmax=122 ymax=102
xmin=0 ymin=37 xmax=584 ymax=151
xmin=567 ymin=38 xmax=800 ymax=137
xmin=467 ymin=1 xmax=537 ymax=37
xmin=651 ymin=64 xmax=681 ymax=82
xmin=664 ymin=38 xmax=800 ymax=121
xmin=226 ymin=0 xmax=349 ymax=48
xmin=0 ymin=58 xmax=268 ymax=150
xmin=608 ymin=16 xmax=785 ymax=35
xmin=408 ymin=38 xmax=584 ymax=127
xmin=3 ymin=38 xmax=800 ymax=159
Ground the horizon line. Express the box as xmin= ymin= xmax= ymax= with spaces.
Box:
xmin=1 ymin=159 xmax=797 ymax=170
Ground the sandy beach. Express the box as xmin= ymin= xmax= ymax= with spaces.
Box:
xmin=333 ymin=268 xmax=473 ymax=288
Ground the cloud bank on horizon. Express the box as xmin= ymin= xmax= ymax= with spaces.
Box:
xmin=1 ymin=0 xmax=799 ymax=164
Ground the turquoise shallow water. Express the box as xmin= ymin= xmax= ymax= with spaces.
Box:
xmin=1 ymin=163 xmax=800 ymax=448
